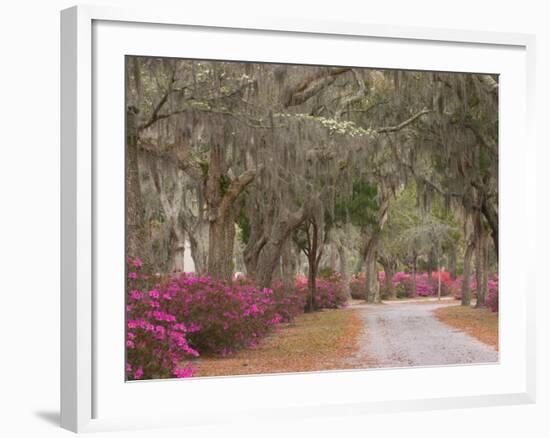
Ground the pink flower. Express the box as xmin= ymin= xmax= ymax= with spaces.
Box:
xmin=154 ymin=325 xmax=166 ymax=340
xmin=128 ymin=272 xmax=138 ymax=279
xmin=130 ymin=290 xmax=143 ymax=300
xmin=149 ymin=290 xmax=160 ymax=299
xmin=187 ymin=322 xmax=201 ymax=332
xmin=270 ymin=314 xmax=282 ymax=325
xmin=132 ymin=259 xmax=143 ymax=268
xmin=183 ymin=345 xmax=199 ymax=357
xmin=173 ymin=366 xmax=195 ymax=378
xmin=133 ymin=366 xmax=143 ymax=379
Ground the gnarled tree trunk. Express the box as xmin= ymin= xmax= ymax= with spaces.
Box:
xmin=461 ymin=239 xmax=475 ymax=306
xmin=244 ymin=236 xmax=267 ymax=278
xmin=448 ymin=246 xmax=457 ymax=279
xmin=427 ymin=249 xmax=435 ymax=291
xmin=329 ymin=242 xmax=339 ymax=272
xmin=280 ymin=239 xmax=298 ymax=293
xmin=170 ymin=228 xmax=186 ymax=273
xmin=436 ymin=252 xmax=441 ymax=300
xmin=337 ymin=243 xmax=351 ymax=300
xmin=307 ymin=251 xmax=317 ymax=312
xmin=364 ymin=234 xmax=381 ymax=303
xmin=188 ymin=220 xmax=209 ymax=275
xmin=243 ymin=199 xmax=272 ymax=278
xmin=481 ymin=198 xmax=498 ymax=259
xmin=363 ymin=195 xmax=389 ymax=303
xmin=411 ymin=250 xmax=418 ymax=297
xmin=256 ymin=206 xmax=309 ymax=288
xmin=475 ymin=228 xmax=488 ymax=308
xmin=126 ymin=108 xmax=147 ymax=260
xmin=379 ymin=257 xmax=396 ymax=300
xmin=149 ymin=158 xmax=188 ymax=274
xmin=305 ymin=219 xmax=322 ymax=312
xmin=206 ymin=141 xmax=258 ymax=281
xmin=208 ymin=211 xmax=236 ymax=281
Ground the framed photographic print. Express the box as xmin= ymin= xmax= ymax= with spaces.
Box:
xmin=61 ymin=4 xmax=536 ymax=433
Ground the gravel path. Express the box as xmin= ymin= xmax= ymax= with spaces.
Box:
xmin=346 ymin=301 xmax=498 ymax=368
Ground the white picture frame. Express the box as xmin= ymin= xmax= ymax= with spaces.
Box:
xmin=60 ymin=4 xmax=536 ymax=433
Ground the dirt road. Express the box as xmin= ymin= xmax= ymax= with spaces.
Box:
xmin=346 ymin=300 xmax=498 ymax=368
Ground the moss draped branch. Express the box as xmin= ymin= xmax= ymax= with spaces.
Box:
xmin=218 ymin=166 xmax=262 ymax=218
xmin=283 ymin=68 xmax=352 ymax=107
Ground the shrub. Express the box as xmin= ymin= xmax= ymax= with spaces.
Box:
xmin=378 ymin=271 xmax=453 ymax=298
xmin=166 ymin=274 xmax=282 ymax=355
xmin=270 ymin=279 xmax=307 ymax=322
xmin=435 ymin=272 xmax=455 ymax=297
xmin=349 ymin=272 xmax=365 ymax=300
xmin=378 ymin=272 xmax=391 ymax=299
xmin=295 ymin=275 xmax=348 ymax=310
xmin=486 ymin=276 xmax=499 ymax=312
xmin=399 ymin=276 xmax=416 ymax=297
xmin=415 ymin=273 xmax=432 ymax=296
xmin=392 ymin=271 xmax=412 ymax=298
xmin=313 ymin=275 xmax=348 ymax=309
xmin=126 ymin=258 xmax=198 ymax=380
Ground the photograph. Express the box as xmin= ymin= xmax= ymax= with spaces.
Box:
xmin=124 ymin=56 xmax=499 ymax=381
xmin=1 ymin=0 xmax=544 ymax=435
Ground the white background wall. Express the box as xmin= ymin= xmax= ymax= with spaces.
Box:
xmin=0 ymin=1 xmax=547 ymax=437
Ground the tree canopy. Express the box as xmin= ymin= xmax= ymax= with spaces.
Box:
xmin=126 ymin=57 xmax=498 ymax=306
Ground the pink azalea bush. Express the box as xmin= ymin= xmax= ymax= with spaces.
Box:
xmin=294 ymin=274 xmax=348 ymax=310
xmin=126 ymin=258 xmax=198 ymax=380
xmin=397 ymin=271 xmax=454 ymax=297
xmin=486 ymin=276 xmax=499 ymax=312
xmin=270 ymin=280 xmax=308 ymax=322
xmin=165 ymin=274 xmax=284 ymax=355
xmin=351 ymin=270 xmax=456 ymax=300
xmin=316 ymin=274 xmax=348 ymax=309
xmin=349 ymin=272 xmax=366 ymax=300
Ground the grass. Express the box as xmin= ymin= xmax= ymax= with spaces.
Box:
xmin=193 ymin=308 xmax=364 ymax=377
xmin=434 ymin=304 xmax=499 ymax=350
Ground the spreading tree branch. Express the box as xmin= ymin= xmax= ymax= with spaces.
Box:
xmin=376 ymin=109 xmax=432 ymax=134
xmin=218 ymin=167 xmax=263 ymax=218
xmin=335 ymin=69 xmax=367 ymax=118
xmin=283 ymin=68 xmax=352 ymax=107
